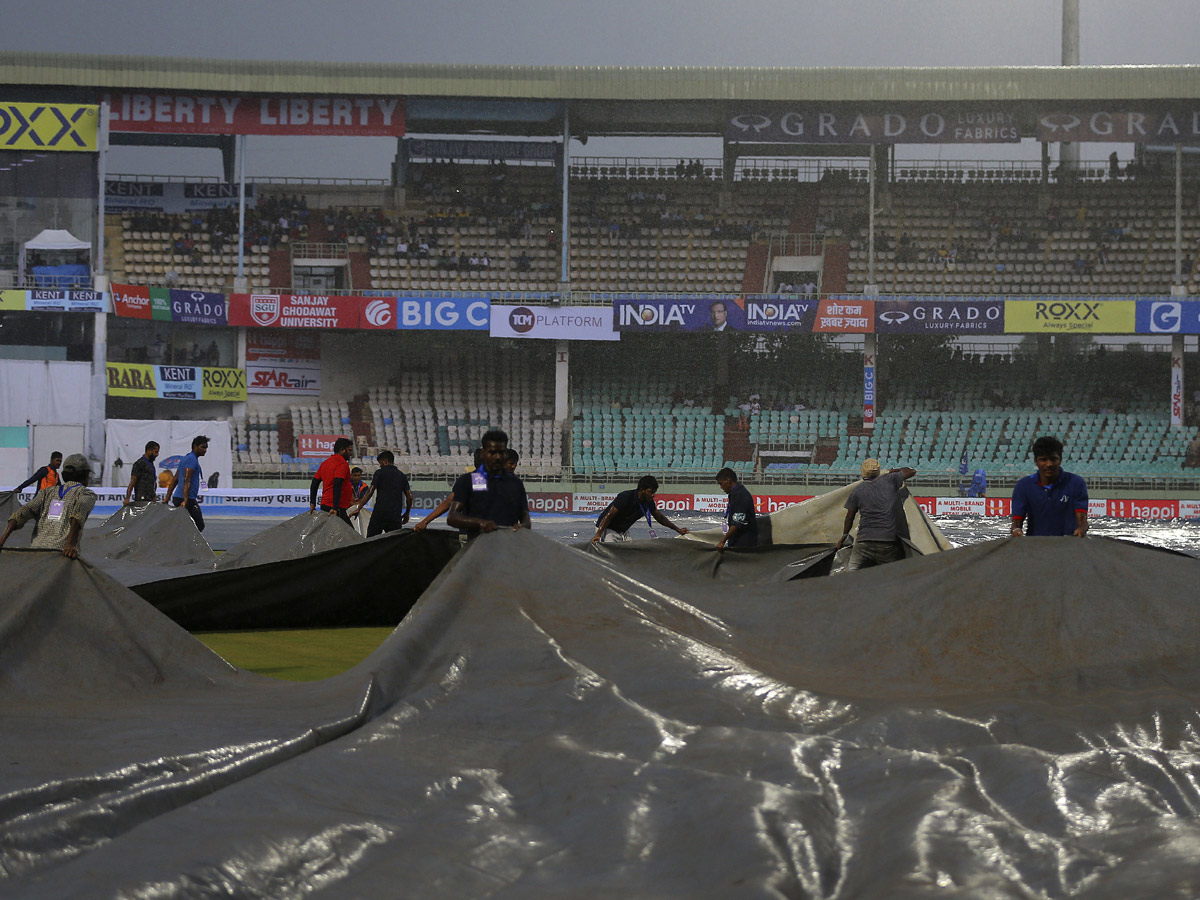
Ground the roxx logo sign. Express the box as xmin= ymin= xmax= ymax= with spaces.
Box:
xmin=0 ymin=103 xmax=98 ymax=151
xmin=1034 ymin=301 xmax=1100 ymax=322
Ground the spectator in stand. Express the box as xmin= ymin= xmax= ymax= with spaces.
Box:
xmin=309 ymin=437 xmax=355 ymax=525
xmin=350 ymin=450 xmax=413 ymax=536
xmin=163 ymin=435 xmax=209 ymax=533
xmin=1184 ymin=431 xmax=1200 ymax=469
xmin=591 ymin=475 xmax=690 ymax=543
xmin=715 ymin=468 xmax=757 ymax=550
xmin=1010 ymin=436 xmax=1089 ymax=538
xmin=122 ymin=441 xmax=160 ymax=506
xmin=837 ymin=459 xmax=918 ymax=570
xmin=447 ymin=430 xmax=530 ymax=536
xmin=0 ymin=453 xmax=96 ymax=558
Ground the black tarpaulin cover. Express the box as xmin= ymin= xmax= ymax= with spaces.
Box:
xmin=3 ymin=532 xmax=1200 ymax=898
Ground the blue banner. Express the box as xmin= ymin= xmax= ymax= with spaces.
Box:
xmin=615 ymin=296 xmax=747 ymax=333
xmin=395 ymin=296 xmax=490 ymax=330
xmin=156 ymin=365 xmax=202 ymax=400
xmin=170 ymin=289 xmax=228 ymax=326
xmin=1135 ymin=299 xmax=1200 ymax=334
xmin=874 ymin=297 xmax=1005 ymax=333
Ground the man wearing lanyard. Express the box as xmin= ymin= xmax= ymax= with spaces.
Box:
xmin=1010 ymin=436 xmax=1089 ymax=537
xmin=0 ymin=453 xmax=96 ymax=558
xmin=163 ymin=435 xmax=208 ymax=532
xmin=715 ymin=467 xmax=758 ymax=550
xmin=447 ymin=429 xmax=530 ymax=536
xmin=309 ymin=437 xmax=355 ymax=525
xmin=591 ymin=475 xmax=690 ymax=543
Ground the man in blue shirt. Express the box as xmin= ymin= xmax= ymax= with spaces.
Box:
xmin=715 ymin=467 xmax=757 ymax=550
xmin=1010 ymin=436 xmax=1089 ymax=538
xmin=163 ymin=434 xmax=209 ymax=532
xmin=447 ymin=430 xmax=530 ymax=536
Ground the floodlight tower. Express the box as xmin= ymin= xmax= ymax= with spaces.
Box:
xmin=1059 ymin=0 xmax=1080 ymax=171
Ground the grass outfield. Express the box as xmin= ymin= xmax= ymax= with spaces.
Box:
xmin=195 ymin=627 xmax=395 ymax=681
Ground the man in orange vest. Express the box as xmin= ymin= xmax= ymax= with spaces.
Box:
xmin=16 ymin=452 xmax=62 ymax=494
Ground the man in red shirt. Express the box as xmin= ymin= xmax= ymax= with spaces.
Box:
xmin=309 ymin=437 xmax=355 ymax=524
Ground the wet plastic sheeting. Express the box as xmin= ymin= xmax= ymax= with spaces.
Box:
xmin=131 ymin=528 xmax=462 ymax=630
xmin=86 ymin=501 xmax=216 ymax=566
xmin=4 ymin=532 xmax=1200 ymax=897
xmin=215 ymin=511 xmax=362 ymax=569
xmin=0 ymin=490 xmax=32 ymax=548
xmin=580 ymin=537 xmax=839 ymax=582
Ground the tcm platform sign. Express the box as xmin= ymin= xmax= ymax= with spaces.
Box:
xmin=490 ymin=305 xmax=618 ymax=341
xmin=0 ymin=103 xmax=98 ymax=151
xmin=105 ymin=93 xmax=404 ymax=136
xmin=1004 ymin=299 xmax=1134 ymax=334
xmin=297 ymin=435 xmax=344 ymax=458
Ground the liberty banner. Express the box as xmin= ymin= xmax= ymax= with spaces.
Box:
xmin=105 ymin=93 xmax=405 ymax=136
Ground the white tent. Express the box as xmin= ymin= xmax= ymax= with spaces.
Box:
xmin=19 ymin=229 xmax=91 ymax=284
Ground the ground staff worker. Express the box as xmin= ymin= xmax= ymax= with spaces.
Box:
xmin=592 ymin=475 xmax=690 ymax=542
xmin=310 ymin=437 xmax=355 ymax=525
xmin=1010 ymin=435 xmax=1089 ymax=537
xmin=837 ymin=458 xmax=917 ymax=571
xmin=0 ymin=453 xmax=96 ymax=558
xmin=446 ymin=430 xmax=530 ymax=536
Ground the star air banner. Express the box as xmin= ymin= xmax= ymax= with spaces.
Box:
xmin=105 ymin=93 xmax=404 ymax=136
xmin=0 ymin=103 xmax=98 ymax=151
xmin=1004 ymin=299 xmax=1135 ymax=334
xmin=106 ymin=363 xmax=247 ymax=401
xmin=490 ymin=305 xmax=618 ymax=341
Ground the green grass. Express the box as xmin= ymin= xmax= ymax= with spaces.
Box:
xmin=194 ymin=627 xmax=395 ymax=681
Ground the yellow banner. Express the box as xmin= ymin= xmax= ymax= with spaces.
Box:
xmin=1004 ymin=299 xmax=1135 ymax=334
xmin=0 ymin=103 xmax=99 ymax=152
xmin=201 ymin=367 xmax=247 ymax=402
xmin=0 ymin=290 xmax=26 ymax=311
xmin=106 ymin=363 xmax=158 ymax=398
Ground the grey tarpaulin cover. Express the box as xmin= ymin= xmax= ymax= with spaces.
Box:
xmin=4 ymin=531 xmax=1200 ymax=898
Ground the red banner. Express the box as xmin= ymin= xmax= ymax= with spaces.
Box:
xmin=297 ymin=434 xmax=345 ymax=458
xmin=527 ymin=492 xmax=572 ymax=514
xmin=229 ymin=293 xmax=373 ymax=330
xmin=111 ymin=283 xmax=152 ymax=319
xmin=814 ymin=298 xmax=875 ymax=333
xmin=1105 ymin=499 xmax=1179 ymax=519
xmin=105 ymin=93 xmax=405 ymax=136
xmin=247 ymin=329 xmax=321 ymax=361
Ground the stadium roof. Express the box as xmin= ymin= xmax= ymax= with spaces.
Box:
xmin=5 ymin=52 xmax=1200 ymax=137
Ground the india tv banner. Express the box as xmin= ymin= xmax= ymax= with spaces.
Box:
xmin=106 ymin=363 xmax=247 ymax=401
xmin=104 ymin=93 xmax=404 ymax=136
xmin=726 ymin=104 xmax=1021 ymax=144
xmin=874 ymin=297 xmax=1005 ymax=333
xmin=1004 ymin=299 xmax=1135 ymax=334
xmin=615 ymin=296 xmax=758 ymax=332
xmin=0 ymin=289 xmax=106 ymax=312
xmin=0 ymin=102 xmax=98 ymax=151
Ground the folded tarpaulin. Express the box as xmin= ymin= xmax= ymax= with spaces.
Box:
xmin=3 ymin=533 xmax=1200 ymax=897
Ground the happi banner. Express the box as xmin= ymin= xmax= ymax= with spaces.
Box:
xmin=105 ymin=93 xmax=405 ymax=136
xmin=106 ymin=363 xmax=247 ymax=401
xmin=490 ymin=305 xmax=618 ymax=341
xmin=0 ymin=102 xmax=98 ymax=151
xmin=1004 ymin=299 xmax=1135 ymax=334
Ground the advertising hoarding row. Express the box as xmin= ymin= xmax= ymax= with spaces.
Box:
xmin=1 ymin=290 xmax=107 ymax=312
xmin=105 ymin=363 xmax=247 ymax=401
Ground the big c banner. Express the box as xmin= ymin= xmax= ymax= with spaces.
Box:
xmin=396 ymin=296 xmax=490 ymax=330
xmin=105 ymin=93 xmax=404 ymax=136
xmin=875 ymin=297 xmax=1004 ymax=333
xmin=1004 ymin=299 xmax=1135 ymax=333
xmin=1136 ymin=299 xmax=1200 ymax=334
xmin=107 ymin=363 xmax=246 ymax=401
xmin=0 ymin=103 xmax=98 ymax=151
xmin=491 ymin=305 xmax=618 ymax=341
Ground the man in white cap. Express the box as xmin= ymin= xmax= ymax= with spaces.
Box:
xmin=836 ymin=458 xmax=916 ymax=571
xmin=0 ymin=453 xmax=97 ymax=558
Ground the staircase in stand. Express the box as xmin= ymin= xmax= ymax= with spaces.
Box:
xmin=267 ymin=250 xmax=291 ymax=290
xmin=741 ymin=244 xmax=770 ymax=294
xmin=348 ymin=251 xmax=372 ymax=291
xmin=348 ymin=396 xmax=373 ymax=454
xmin=820 ymin=241 xmax=851 ymax=294
xmin=722 ymin=416 xmax=754 ymax=464
xmin=788 ymin=184 xmax=820 ymax=234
